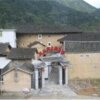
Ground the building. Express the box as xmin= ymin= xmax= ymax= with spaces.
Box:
xmin=0 ymin=29 xmax=16 ymax=48
xmin=15 ymin=25 xmax=81 ymax=87
xmin=0 ymin=27 xmax=100 ymax=92
xmin=16 ymin=25 xmax=81 ymax=50
xmin=1 ymin=48 xmax=45 ymax=91
xmin=58 ymin=33 xmax=100 ymax=79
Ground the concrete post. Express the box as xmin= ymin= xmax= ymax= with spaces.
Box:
xmin=41 ymin=68 xmax=45 ymax=88
xmin=34 ymin=69 xmax=39 ymax=90
xmin=58 ymin=66 xmax=62 ymax=85
xmin=65 ymin=67 xmax=68 ymax=85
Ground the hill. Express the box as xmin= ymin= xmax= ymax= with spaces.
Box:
xmin=0 ymin=0 xmax=100 ymax=31
xmin=55 ymin=0 xmax=96 ymax=13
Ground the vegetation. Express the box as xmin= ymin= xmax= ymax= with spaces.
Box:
xmin=55 ymin=0 xmax=96 ymax=13
xmin=0 ymin=0 xmax=100 ymax=31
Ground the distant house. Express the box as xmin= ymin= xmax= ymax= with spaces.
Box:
xmin=16 ymin=25 xmax=81 ymax=49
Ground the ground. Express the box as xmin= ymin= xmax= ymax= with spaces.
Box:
xmin=0 ymin=92 xmax=100 ymax=99
xmin=0 ymin=85 xmax=100 ymax=99
xmin=0 ymin=77 xmax=100 ymax=99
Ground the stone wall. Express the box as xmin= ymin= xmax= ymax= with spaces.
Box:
xmin=65 ymin=53 xmax=100 ymax=79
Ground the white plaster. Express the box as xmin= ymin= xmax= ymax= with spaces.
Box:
xmin=0 ymin=57 xmax=11 ymax=69
xmin=44 ymin=66 xmax=49 ymax=79
xmin=42 ymin=69 xmax=45 ymax=88
xmin=58 ymin=66 xmax=62 ymax=85
xmin=0 ymin=29 xmax=16 ymax=48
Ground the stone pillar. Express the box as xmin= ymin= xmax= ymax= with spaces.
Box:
xmin=34 ymin=69 xmax=39 ymax=90
xmin=41 ymin=68 xmax=45 ymax=88
xmin=65 ymin=67 xmax=68 ymax=85
xmin=58 ymin=66 xmax=63 ymax=85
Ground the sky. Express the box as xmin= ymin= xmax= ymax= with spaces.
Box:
xmin=84 ymin=0 xmax=100 ymax=8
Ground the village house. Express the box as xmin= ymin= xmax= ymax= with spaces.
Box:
xmin=16 ymin=25 xmax=81 ymax=49
xmin=0 ymin=27 xmax=100 ymax=92
xmin=58 ymin=33 xmax=100 ymax=79
xmin=1 ymin=48 xmax=46 ymax=92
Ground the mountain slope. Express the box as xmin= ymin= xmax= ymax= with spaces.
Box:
xmin=55 ymin=0 xmax=96 ymax=13
xmin=0 ymin=0 xmax=100 ymax=31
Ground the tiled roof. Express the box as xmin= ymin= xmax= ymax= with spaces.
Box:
xmin=2 ymin=61 xmax=34 ymax=75
xmin=58 ymin=33 xmax=100 ymax=41
xmin=28 ymin=41 xmax=46 ymax=47
xmin=0 ymin=43 xmax=11 ymax=56
xmin=16 ymin=25 xmax=82 ymax=34
xmin=7 ymin=48 xmax=37 ymax=60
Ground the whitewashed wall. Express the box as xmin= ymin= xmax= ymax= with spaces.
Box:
xmin=0 ymin=29 xmax=16 ymax=48
xmin=0 ymin=57 xmax=11 ymax=69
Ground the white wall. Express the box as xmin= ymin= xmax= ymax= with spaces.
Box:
xmin=0 ymin=29 xmax=16 ymax=48
xmin=0 ymin=57 xmax=11 ymax=69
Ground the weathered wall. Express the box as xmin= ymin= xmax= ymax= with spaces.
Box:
xmin=2 ymin=70 xmax=31 ymax=92
xmin=17 ymin=34 xmax=64 ymax=51
xmin=65 ymin=53 xmax=100 ymax=79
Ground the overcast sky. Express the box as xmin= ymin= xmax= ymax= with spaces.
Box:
xmin=84 ymin=0 xmax=100 ymax=8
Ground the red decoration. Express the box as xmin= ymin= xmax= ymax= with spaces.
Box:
xmin=51 ymin=46 xmax=54 ymax=51
xmin=38 ymin=51 xmax=42 ymax=56
xmin=43 ymin=49 xmax=46 ymax=53
xmin=38 ymin=46 xmax=65 ymax=57
xmin=46 ymin=47 xmax=50 ymax=52
xmin=54 ymin=46 xmax=58 ymax=51
xmin=60 ymin=50 xmax=65 ymax=55
xmin=58 ymin=48 xmax=61 ymax=53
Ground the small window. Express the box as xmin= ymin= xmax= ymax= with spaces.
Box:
xmin=47 ymin=42 xmax=51 ymax=47
xmin=0 ymin=31 xmax=2 ymax=37
xmin=38 ymin=34 xmax=42 ymax=39
xmin=14 ymin=69 xmax=19 ymax=82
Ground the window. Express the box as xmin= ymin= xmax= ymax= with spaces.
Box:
xmin=47 ymin=42 xmax=51 ymax=47
xmin=38 ymin=34 xmax=42 ymax=39
xmin=0 ymin=31 xmax=2 ymax=37
xmin=14 ymin=69 xmax=19 ymax=82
